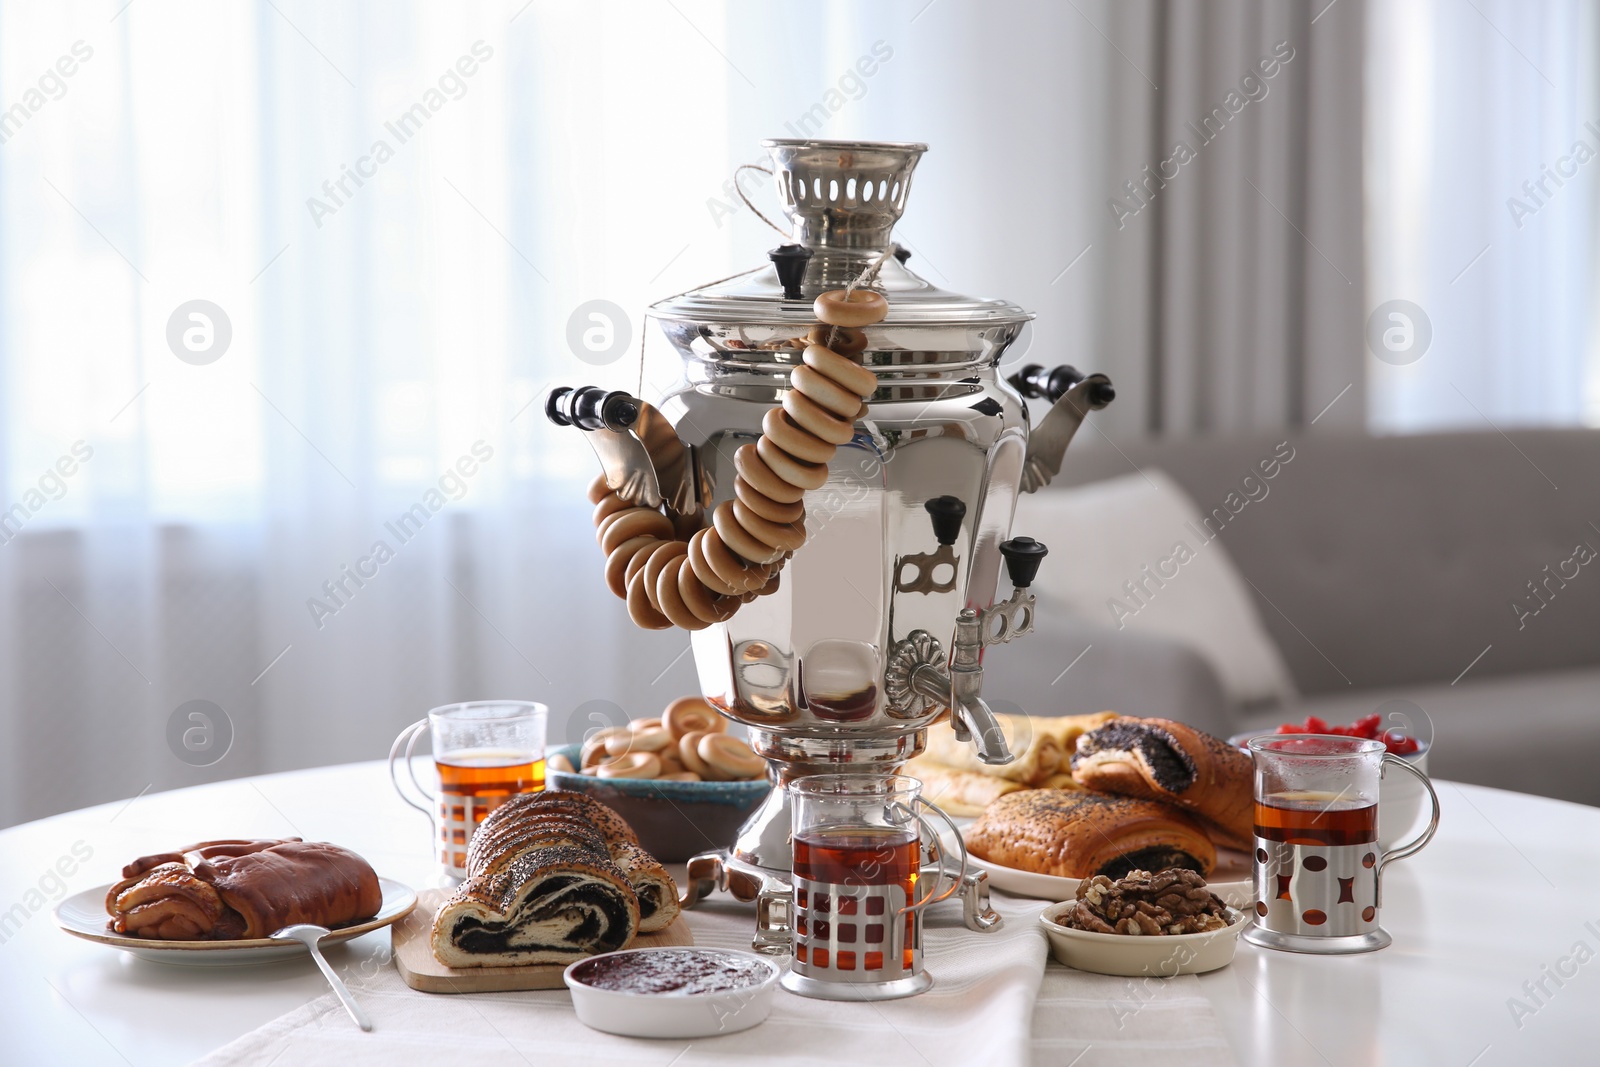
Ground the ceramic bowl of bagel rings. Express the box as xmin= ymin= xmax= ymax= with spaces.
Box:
xmin=546 ymin=698 xmax=772 ymax=862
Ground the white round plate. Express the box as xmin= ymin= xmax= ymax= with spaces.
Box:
xmin=969 ymin=850 xmax=1253 ymax=909
xmin=54 ymin=877 xmax=417 ymax=965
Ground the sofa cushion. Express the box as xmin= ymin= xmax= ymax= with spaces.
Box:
xmin=1016 ymin=470 xmax=1298 ymax=709
xmin=1239 ymin=667 xmax=1600 ymax=807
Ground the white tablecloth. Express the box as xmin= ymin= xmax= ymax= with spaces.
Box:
xmin=10 ymin=766 xmax=1599 ymax=1065
xmin=194 ymin=891 xmax=1234 ymax=1067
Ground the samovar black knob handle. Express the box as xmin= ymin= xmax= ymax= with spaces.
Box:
xmin=586 ymin=389 xmax=641 ymax=431
xmin=545 ymin=385 xmax=639 ymax=431
xmin=924 ymin=496 xmax=966 ymax=546
xmin=545 ymin=386 xmax=576 ymax=426
xmin=1006 ymin=364 xmax=1078 ymax=403
xmin=999 ymin=536 xmax=1048 ymax=588
xmin=1008 ymin=363 xmax=1117 ymax=407
xmin=769 ymin=244 xmax=814 ymax=301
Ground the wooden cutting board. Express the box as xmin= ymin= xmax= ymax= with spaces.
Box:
xmin=392 ymin=888 xmax=694 ymax=993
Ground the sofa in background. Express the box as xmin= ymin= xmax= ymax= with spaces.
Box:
xmin=990 ymin=429 xmax=1600 ymax=808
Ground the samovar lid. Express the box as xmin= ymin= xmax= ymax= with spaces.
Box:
xmin=650 ymin=140 xmax=1031 ymax=329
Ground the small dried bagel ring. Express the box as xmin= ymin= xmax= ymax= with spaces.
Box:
xmin=597 ymin=751 xmax=662 ymax=779
xmin=605 ymin=535 xmax=658 ymax=599
xmin=756 ymin=435 xmax=829 ymax=490
xmin=803 ymin=344 xmax=878 ymax=398
xmin=626 ymin=726 xmax=674 ymax=753
xmin=629 ymin=717 xmax=664 ymax=733
xmin=791 ymin=364 xmax=864 ymax=419
xmin=625 ymin=538 xmax=672 ymax=586
xmin=698 ymin=733 xmax=767 ymax=779
xmin=714 ymin=500 xmax=785 ymax=565
xmin=601 ymin=508 xmax=673 ymax=554
xmin=677 ymin=731 xmax=712 ymax=776
xmin=808 ymin=323 xmax=868 ymax=357
xmin=582 ymin=726 xmax=629 ymax=767
xmin=761 ymin=407 xmax=833 ymax=465
xmin=782 ymin=389 xmax=856 ymax=446
xmin=547 ymin=752 xmax=575 ymax=773
xmin=593 ymin=492 xmax=631 ymax=527
xmin=664 ymin=696 xmax=724 ymax=739
xmin=659 ymin=771 xmax=701 ymax=782
xmin=626 ymin=566 xmax=672 ymax=629
xmin=734 ymin=443 xmax=806 ymax=504
xmin=641 ymin=538 xmax=688 ymax=599
xmin=654 ymin=554 xmax=709 ymax=630
xmin=815 ymin=288 xmax=888 ymax=328
xmin=687 ymin=528 xmax=742 ymax=597
xmin=735 ymin=477 xmax=805 ymax=525
xmin=743 ymin=569 xmax=782 ymax=600
xmin=678 ymin=556 xmax=741 ymax=623
xmin=733 ymin=499 xmax=806 ymax=552
xmin=587 ymin=473 xmax=612 ymax=504
xmin=701 ymin=526 xmax=770 ymax=592
xmin=766 ymin=408 xmax=838 ymax=468
xmin=608 ymin=726 xmax=665 ymax=758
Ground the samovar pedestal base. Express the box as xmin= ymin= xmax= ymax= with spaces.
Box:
xmin=679 ymin=850 xmax=795 ymax=955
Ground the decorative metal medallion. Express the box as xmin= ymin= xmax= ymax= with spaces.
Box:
xmin=884 ymin=630 xmax=945 ymax=719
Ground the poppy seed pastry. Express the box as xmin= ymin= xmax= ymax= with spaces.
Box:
xmin=1070 ymin=717 xmax=1253 ymax=849
xmin=431 ymin=792 xmax=677 ymax=967
xmin=610 ymin=840 xmax=682 ymax=934
xmin=965 ymin=789 xmax=1217 ymax=880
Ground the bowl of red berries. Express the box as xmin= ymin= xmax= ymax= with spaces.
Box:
xmin=1231 ymin=715 xmax=1429 ymax=849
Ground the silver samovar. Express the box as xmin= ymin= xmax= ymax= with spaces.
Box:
xmin=548 ymin=140 xmax=1112 ymax=943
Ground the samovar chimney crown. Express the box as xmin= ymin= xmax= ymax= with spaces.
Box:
xmin=762 ymin=139 xmax=928 ymax=250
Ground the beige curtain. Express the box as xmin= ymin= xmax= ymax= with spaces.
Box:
xmin=1094 ymin=0 xmax=1367 ymax=437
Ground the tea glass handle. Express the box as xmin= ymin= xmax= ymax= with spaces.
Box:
xmin=387 ymin=719 xmax=434 ymax=817
xmin=1378 ymin=753 xmax=1441 ymax=869
xmin=754 ymin=881 xmax=792 ymax=956
xmin=898 ymin=797 xmax=970 ymax=914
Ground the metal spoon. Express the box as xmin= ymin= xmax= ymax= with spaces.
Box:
xmin=269 ymin=924 xmax=373 ymax=1032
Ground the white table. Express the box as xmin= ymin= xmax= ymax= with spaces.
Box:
xmin=2 ymin=762 xmax=1595 ymax=1065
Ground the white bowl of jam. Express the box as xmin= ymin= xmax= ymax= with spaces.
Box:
xmin=563 ymin=947 xmax=781 ymax=1038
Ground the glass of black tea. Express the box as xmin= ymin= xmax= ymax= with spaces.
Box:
xmin=1243 ymin=734 xmax=1439 ymax=955
xmin=782 ymin=774 xmax=966 ymax=1000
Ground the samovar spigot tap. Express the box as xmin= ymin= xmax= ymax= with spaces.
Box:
xmin=900 ymin=536 xmax=1049 ymax=766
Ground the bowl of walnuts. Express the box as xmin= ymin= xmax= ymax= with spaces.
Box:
xmin=546 ymin=697 xmax=771 ymax=862
xmin=1038 ymin=868 xmax=1248 ymax=977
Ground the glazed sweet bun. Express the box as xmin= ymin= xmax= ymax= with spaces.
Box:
xmin=966 ymin=788 xmax=1217 ymax=880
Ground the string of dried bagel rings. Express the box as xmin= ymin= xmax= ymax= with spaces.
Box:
xmin=590 ymin=286 xmax=888 ymax=631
